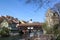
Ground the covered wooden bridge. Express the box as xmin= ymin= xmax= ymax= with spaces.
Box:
xmin=17 ymin=22 xmax=43 ymax=34
xmin=17 ymin=23 xmax=43 ymax=30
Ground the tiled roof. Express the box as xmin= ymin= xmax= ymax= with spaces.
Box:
xmin=0 ymin=17 xmax=4 ymax=23
xmin=0 ymin=16 xmax=19 ymax=24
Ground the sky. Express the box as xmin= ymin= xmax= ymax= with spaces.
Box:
xmin=0 ymin=0 xmax=59 ymax=22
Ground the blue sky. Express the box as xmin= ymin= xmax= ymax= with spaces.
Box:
xmin=0 ymin=0 xmax=59 ymax=22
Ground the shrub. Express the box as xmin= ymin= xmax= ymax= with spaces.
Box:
xmin=56 ymin=35 xmax=60 ymax=40
xmin=0 ymin=27 xmax=10 ymax=37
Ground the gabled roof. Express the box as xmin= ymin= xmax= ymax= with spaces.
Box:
xmin=0 ymin=16 xmax=19 ymax=24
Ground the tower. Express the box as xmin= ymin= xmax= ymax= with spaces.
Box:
xmin=46 ymin=9 xmax=59 ymax=27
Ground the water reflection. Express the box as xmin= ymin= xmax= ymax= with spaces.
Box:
xmin=0 ymin=30 xmax=43 ymax=40
xmin=29 ymin=30 xmax=43 ymax=37
xmin=0 ymin=35 xmax=21 ymax=40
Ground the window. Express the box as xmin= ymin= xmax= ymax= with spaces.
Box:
xmin=31 ymin=27 xmax=33 ymax=29
xmin=27 ymin=27 xmax=33 ymax=29
xmin=27 ymin=27 xmax=30 ymax=29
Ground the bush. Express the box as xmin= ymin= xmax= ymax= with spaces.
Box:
xmin=56 ymin=35 xmax=60 ymax=40
xmin=0 ymin=27 xmax=10 ymax=37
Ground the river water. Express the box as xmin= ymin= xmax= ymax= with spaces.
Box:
xmin=0 ymin=31 xmax=41 ymax=40
xmin=0 ymin=31 xmax=51 ymax=40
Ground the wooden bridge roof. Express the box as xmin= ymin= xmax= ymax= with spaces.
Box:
xmin=18 ymin=23 xmax=42 ymax=27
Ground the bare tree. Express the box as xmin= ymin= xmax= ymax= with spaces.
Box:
xmin=52 ymin=3 xmax=60 ymax=25
xmin=25 ymin=0 xmax=60 ymax=8
xmin=54 ymin=3 xmax=60 ymax=15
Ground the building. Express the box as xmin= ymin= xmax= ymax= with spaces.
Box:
xmin=46 ymin=9 xmax=59 ymax=27
xmin=1 ymin=19 xmax=9 ymax=28
xmin=0 ymin=16 xmax=19 ymax=31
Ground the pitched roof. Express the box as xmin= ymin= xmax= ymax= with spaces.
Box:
xmin=0 ymin=17 xmax=4 ymax=23
xmin=0 ymin=16 xmax=19 ymax=24
xmin=17 ymin=22 xmax=42 ymax=27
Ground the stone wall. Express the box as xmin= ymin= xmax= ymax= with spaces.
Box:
xmin=29 ymin=34 xmax=53 ymax=40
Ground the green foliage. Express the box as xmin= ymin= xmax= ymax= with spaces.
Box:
xmin=53 ymin=24 xmax=59 ymax=35
xmin=42 ymin=22 xmax=47 ymax=30
xmin=43 ymin=24 xmax=60 ymax=40
xmin=42 ymin=21 xmax=49 ymax=34
xmin=46 ymin=28 xmax=53 ymax=34
xmin=56 ymin=35 xmax=60 ymax=40
xmin=0 ymin=27 xmax=10 ymax=37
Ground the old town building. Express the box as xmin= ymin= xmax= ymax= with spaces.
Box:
xmin=0 ymin=15 xmax=19 ymax=31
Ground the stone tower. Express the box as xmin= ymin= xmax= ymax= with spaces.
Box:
xmin=46 ymin=9 xmax=59 ymax=27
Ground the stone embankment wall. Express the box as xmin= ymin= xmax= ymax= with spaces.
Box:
xmin=28 ymin=34 xmax=53 ymax=40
